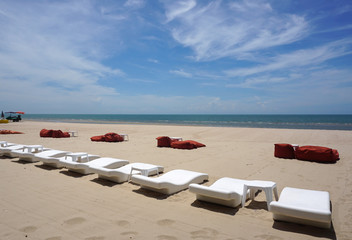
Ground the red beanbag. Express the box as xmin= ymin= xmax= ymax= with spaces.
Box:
xmin=274 ymin=144 xmax=295 ymax=159
xmin=171 ymin=140 xmax=206 ymax=149
xmin=156 ymin=136 xmax=172 ymax=147
xmin=0 ymin=130 xmax=24 ymax=134
xmin=295 ymin=146 xmax=339 ymax=163
xmin=91 ymin=135 xmax=105 ymax=142
xmin=104 ymin=132 xmax=124 ymax=142
xmin=40 ymin=129 xmax=53 ymax=137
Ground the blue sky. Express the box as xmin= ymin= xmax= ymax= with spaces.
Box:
xmin=0 ymin=0 xmax=352 ymax=114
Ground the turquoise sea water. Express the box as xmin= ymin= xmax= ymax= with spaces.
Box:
xmin=23 ymin=114 xmax=352 ymax=130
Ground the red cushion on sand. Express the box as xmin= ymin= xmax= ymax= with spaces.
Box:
xmin=295 ymin=146 xmax=338 ymax=163
xmin=62 ymin=132 xmax=70 ymax=138
xmin=104 ymin=132 xmax=124 ymax=142
xmin=52 ymin=130 xmax=64 ymax=138
xmin=0 ymin=130 xmax=24 ymax=134
xmin=274 ymin=144 xmax=295 ymax=159
xmin=40 ymin=129 xmax=53 ymax=137
xmin=156 ymin=136 xmax=172 ymax=147
xmin=171 ymin=140 xmax=206 ymax=149
xmin=332 ymin=149 xmax=340 ymax=161
xmin=91 ymin=135 xmax=105 ymax=142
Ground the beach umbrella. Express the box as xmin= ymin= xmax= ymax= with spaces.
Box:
xmin=1 ymin=111 xmax=4 ymax=118
xmin=16 ymin=111 xmax=25 ymax=114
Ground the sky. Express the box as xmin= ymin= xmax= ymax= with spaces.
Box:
xmin=0 ymin=0 xmax=352 ymax=114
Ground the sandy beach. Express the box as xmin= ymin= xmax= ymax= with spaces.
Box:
xmin=0 ymin=121 xmax=351 ymax=240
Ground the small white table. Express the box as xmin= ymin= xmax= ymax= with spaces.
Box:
xmin=0 ymin=141 xmax=8 ymax=147
xmin=68 ymin=131 xmax=78 ymax=137
xmin=170 ymin=137 xmax=183 ymax=141
xmin=119 ymin=134 xmax=129 ymax=141
xmin=23 ymin=145 xmax=43 ymax=153
xmin=291 ymin=144 xmax=299 ymax=151
xmin=128 ymin=165 xmax=159 ymax=181
xmin=65 ymin=152 xmax=89 ymax=162
xmin=242 ymin=180 xmax=279 ymax=210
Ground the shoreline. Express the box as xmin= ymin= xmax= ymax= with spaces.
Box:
xmin=20 ymin=118 xmax=352 ymax=131
xmin=1 ymin=121 xmax=351 ymax=239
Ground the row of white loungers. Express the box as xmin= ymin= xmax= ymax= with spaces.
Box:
xmin=1 ymin=141 xmax=332 ymax=229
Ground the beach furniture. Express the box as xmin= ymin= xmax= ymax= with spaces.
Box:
xmin=10 ymin=145 xmax=50 ymax=159
xmin=170 ymin=140 xmax=206 ymax=149
xmin=131 ymin=169 xmax=209 ymax=195
xmin=64 ymin=157 xmax=129 ymax=175
xmin=189 ymin=177 xmax=250 ymax=208
xmin=156 ymin=136 xmax=182 ymax=147
xmin=90 ymin=132 xmax=126 ymax=142
xmin=59 ymin=153 xmax=100 ymax=171
xmin=269 ymin=187 xmax=332 ymax=229
xmin=38 ymin=152 xmax=98 ymax=169
xmin=21 ymin=149 xmax=71 ymax=163
xmin=90 ymin=162 xmax=164 ymax=183
xmin=0 ymin=144 xmax=26 ymax=157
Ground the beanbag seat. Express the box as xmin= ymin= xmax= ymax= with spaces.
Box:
xmin=90 ymin=135 xmax=105 ymax=142
xmin=274 ymin=144 xmax=295 ymax=159
xmin=104 ymin=132 xmax=124 ymax=142
xmin=90 ymin=133 xmax=124 ymax=142
xmin=295 ymin=146 xmax=339 ymax=163
xmin=156 ymin=136 xmax=180 ymax=147
xmin=0 ymin=130 xmax=24 ymax=134
xmin=52 ymin=130 xmax=70 ymax=138
xmin=171 ymin=140 xmax=206 ymax=149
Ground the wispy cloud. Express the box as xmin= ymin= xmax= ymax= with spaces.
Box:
xmin=170 ymin=69 xmax=193 ymax=78
xmin=225 ymin=39 xmax=352 ymax=77
xmin=163 ymin=0 xmax=308 ymax=61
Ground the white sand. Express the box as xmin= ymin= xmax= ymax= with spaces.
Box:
xmin=0 ymin=121 xmax=351 ymax=239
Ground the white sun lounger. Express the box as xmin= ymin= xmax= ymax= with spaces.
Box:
xmin=65 ymin=157 xmax=129 ymax=175
xmin=91 ymin=162 xmax=164 ymax=183
xmin=269 ymin=187 xmax=332 ymax=229
xmin=20 ymin=149 xmax=71 ymax=163
xmin=8 ymin=145 xmax=51 ymax=158
xmin=60 ymin=153 xmax=100 ymax=172
xmin=39 ymin=153 xmax=99 ymax=169
xmin=189 ymin=177 xmax=250 ymax=208
xmin=0 ymin=144 xmax=26 ymax=157
xmin=131 ymin=169 xmax=209 ymax=195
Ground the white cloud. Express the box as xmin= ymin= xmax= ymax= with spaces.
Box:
xmin=170 ymin=69 xmax=193 ymax=78
xmin=164 ymin=0 xmax=308 ymax=61
xmin=163 ymin=0 xmax=197 ymax=22
xmin=225 ymin=39 xmax=352 ymax=77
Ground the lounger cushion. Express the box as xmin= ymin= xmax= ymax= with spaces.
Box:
xmin=171 ymin=140 xmax=206 ymax=149
xmin=40 ymin=129 xmax=53 ymax=137
xmin=295 ymin=146 xmax=339 ymax=163
xmin=274 ymin=144 xmax=295 ymax=159
xmin=270 ymin=187 xmax=332 ymax=228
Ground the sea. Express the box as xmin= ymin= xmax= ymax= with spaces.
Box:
xmin=22 ymin=114 xmax=352 ymax=131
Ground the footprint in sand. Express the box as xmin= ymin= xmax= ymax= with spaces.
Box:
xmin=157 ymin=235 xmax=178 ymax=240
xmin=254 ymin=234 xmax=284 ymax=240
xmin=120 ymin=231 xmax=138 ymax=238
xmin=190 ymin=227 xmax=218 ymax=239
xmin=115 ymin=220 xmax=131 ymax=227
xmin=64 ymin=217 xmax=86 ymax=225
xmin=45 ymin=237 xmax=62 ymax=240
xmin=84 ymin=236 xmax=105 ymax=240
xmin=20 ymin=225 xmax=37 ymax=233
xmin=157 ymin=219 xmax=175 ymax=226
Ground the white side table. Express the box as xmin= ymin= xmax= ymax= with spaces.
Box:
xmin=68 ymin=131 xmax=78 ymax=137
xmin=23 ymin=145 xmax=43 ymax=153
xmin=65 ymin=152 xmax=89 ymax=162
xmin=120 ymin=134 xmax=129 ymax=141
xmin=291 ymin=144 xmax=299 ymax=151
xmin=0 ymin=141 xmax=8 ymax=147
xmin=128 ymin=166 xmax=159 ymax=181
xmin=242 ymin=180 xmax=278 ymax=210
xmin=170 ymin=137 xmax=183 ymax=141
